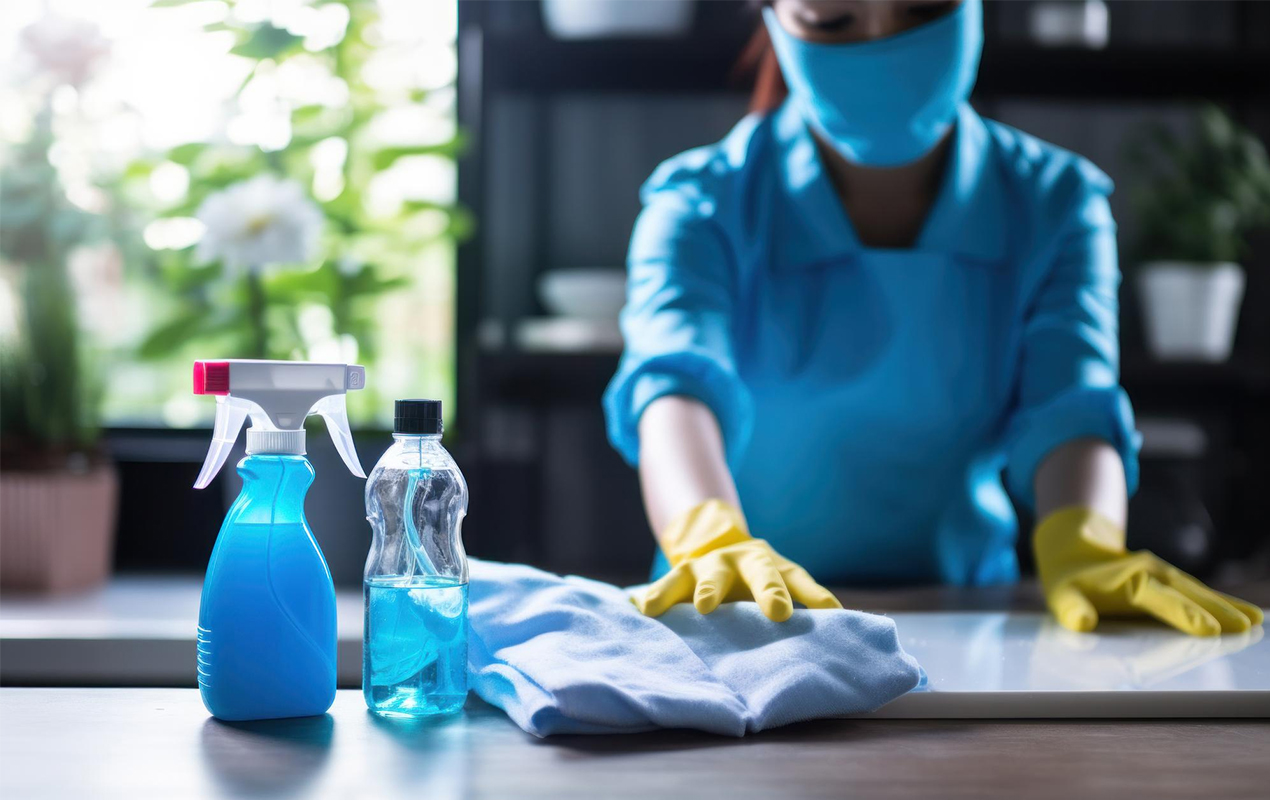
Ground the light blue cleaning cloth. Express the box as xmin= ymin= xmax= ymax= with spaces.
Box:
xmin=467 ymin=559 xmax=924 ymax=737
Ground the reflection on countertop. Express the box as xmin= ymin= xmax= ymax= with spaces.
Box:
xmin=895 ymin=612 xmax=1265 ymax=694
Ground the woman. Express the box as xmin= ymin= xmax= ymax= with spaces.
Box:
xmin=603 ymin=0 xmax=1261 ymax=635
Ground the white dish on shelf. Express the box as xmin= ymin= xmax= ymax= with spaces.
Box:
xmin=514 ymin=317 xmax=623 ymax=353
xmin=542 ymin=0 xmax=695 ymax=40
xmin=537 ymin=268 xmax=627 ymax=320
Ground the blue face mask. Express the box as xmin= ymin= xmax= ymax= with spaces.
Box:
xmin=763 ymin=0 xmax=983 ymax=167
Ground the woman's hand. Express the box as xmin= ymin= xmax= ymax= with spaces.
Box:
xmin=631 ymin=499 xmax=842 ymax=622
xmin=1035 ymin=507 xmax=1263 ymax=636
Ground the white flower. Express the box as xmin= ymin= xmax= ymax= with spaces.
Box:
xmin=336 ymin=255 xmax=364 ymax=276
xmin=19 ymin=14 xmax=110 ymax=88
xmin=195 ymin=175 xmax=324 ymax=273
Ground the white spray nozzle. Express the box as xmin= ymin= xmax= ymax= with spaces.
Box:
xmin=192 ymin=359 xmax=367 ymax=488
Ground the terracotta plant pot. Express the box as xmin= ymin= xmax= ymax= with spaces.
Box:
xmin=0 ymin=462 xmax=118 ymax=593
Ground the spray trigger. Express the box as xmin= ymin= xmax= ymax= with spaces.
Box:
xmin=195 ymin=396 xmax=254 ymax=489
xmin=312 ymin=394 xmax=365 ymax=479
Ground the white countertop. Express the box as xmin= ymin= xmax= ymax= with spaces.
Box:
xmin=880 ymin=611 xmax=1268 ymax=718
xmin=2 ymin=577 xmax=1267 ymax=717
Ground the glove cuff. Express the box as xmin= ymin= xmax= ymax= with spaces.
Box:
xmin=659 ymin=499 xmax=752 ymax=565
xmin=1033 ymin=506 xmax=1126 ymax=587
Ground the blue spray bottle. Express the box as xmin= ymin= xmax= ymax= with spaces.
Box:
xmin=191 ymin=359 xmax=367 ymax=721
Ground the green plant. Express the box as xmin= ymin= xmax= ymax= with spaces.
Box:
xmin=1127 ymin=105 xmax=1270 ymax=264
xmin=132 ymin=0 xmax=469 ymax=374
xmin=0 ymin=107 xmax=106 ymax=464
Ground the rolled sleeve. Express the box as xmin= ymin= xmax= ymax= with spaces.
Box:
xmin=602 ymin=182 xmax=751 ymax=467
xmin=1003 ymin=190 xmax=1142 ymax=509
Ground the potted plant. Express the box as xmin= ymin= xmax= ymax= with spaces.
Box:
xmin=0 ymin=16 xmax=117 ymax=593
xmin=1128 ymin=105 xmax=1270 ymax=361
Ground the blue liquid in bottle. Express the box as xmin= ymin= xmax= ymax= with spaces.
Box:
xmin=363 ymin=576 xmax=468 ymax=716
xmin=198 ymin=454 xmax=337 ymax=721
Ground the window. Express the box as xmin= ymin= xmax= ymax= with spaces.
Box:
xmin=0 ymin=0 xmax=461 ymax=430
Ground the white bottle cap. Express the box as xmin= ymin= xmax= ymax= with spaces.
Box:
xmin=246 ymin=428 xmax=306 ymax=456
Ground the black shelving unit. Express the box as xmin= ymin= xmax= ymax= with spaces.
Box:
xmin=455 ymin=0 xmax=1270 ymax=576
xmin=463 ymin=0 xmax=1270 ymax=99
xmin=477 ymin=37 xmax=1270 ymax=101
xmin=456 ymin=0 xmax=1270 ymax=408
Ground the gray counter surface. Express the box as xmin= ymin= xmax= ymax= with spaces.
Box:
xmin=2 ymin=688 xmax=1269 ymax=800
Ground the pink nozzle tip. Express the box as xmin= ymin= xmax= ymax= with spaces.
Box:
xmin=192 ymin=361 xmax=230 ymax=395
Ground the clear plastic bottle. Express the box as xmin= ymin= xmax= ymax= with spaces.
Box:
xmin=363 ymin=400 xmax=469 ymax=717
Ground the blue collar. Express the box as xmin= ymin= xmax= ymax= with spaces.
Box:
xmin=771 ymin=101 xmax=1007 ymax=269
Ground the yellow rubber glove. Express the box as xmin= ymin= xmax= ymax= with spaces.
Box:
xmin=631 ymin=499 xmax=842 ymax=622
xmin=1035 ymin=506 xmax=1264 ymax=636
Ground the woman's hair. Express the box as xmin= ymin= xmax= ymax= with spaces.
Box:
xmin=739 ymin=19 xmax=788 ymax=113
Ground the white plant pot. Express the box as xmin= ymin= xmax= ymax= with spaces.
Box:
xmin=542 ymin=0 xmax=694 ymax=40
xmin=1138 ymin=261 xmax=1245 ymax=362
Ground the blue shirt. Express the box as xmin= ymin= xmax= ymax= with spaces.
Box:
xmin=603 ymin=101 xmax=1140 ymax=586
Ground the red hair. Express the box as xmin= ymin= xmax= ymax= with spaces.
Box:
xmin=738 ymin=21 xmax=788 ymax=114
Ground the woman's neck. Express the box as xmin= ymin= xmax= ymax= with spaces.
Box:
xmin=815 ymin=131 xmax=952 ymax=249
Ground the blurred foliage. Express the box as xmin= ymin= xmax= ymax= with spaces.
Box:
xmin=131 ymin=0 xmax=468 ymax=364
xmin=3 ymin=0 xmax=464 ymax=442
xmin=1127 ymin=105 xmax=1270 ymax=264
xmin=0 ymin=108 xmax=107 ymax=460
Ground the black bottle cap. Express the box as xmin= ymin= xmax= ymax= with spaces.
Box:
xmin=394 ymin=399 xmax=443 ymax=435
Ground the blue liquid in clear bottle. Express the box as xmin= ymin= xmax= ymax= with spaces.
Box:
xmin=363 ymin=577 xmax=468 ymax=716
xmin=363 ymin=400 xmax=468 ymax=718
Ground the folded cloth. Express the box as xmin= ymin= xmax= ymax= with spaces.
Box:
xmin=467 ymin=559 xmax=924 ymax=737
